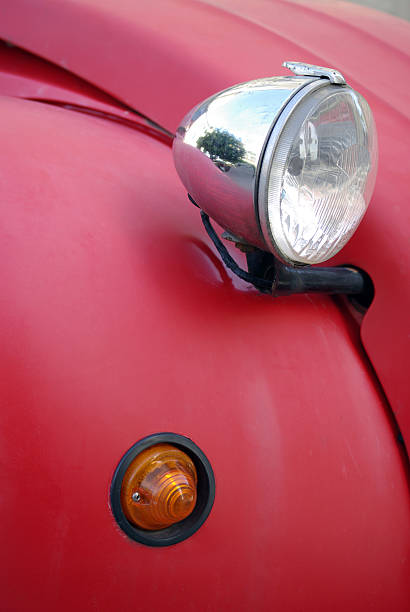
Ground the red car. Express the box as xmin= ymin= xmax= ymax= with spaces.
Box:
xmin=1 ymin=1 xmax=409 ymax=610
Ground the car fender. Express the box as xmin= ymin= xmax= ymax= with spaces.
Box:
xmin=0 ymin=95 xmax=409 ymax=611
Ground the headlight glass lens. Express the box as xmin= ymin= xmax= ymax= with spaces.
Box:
xmin=267 ymin=87 xmax=377 ymax=264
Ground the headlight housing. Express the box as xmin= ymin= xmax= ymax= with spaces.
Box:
xmin=173 ymin=62 xmax=377 ymax=266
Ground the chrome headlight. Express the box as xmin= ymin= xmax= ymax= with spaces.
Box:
xmin=173 ymin=62 xmax=378 ymax=266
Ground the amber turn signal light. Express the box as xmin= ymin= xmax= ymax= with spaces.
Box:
xmin=111 ymin=433 xmax=215 ymax=546
xmin=120 ymin=444 xmax=198 ymax=531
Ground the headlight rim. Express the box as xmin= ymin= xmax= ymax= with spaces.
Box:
xmin=256 ymin=78 xmax=340 ymax=265
xmin=257 ymin=80 xmax=376 ymax=266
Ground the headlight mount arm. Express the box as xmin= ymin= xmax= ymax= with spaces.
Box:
xmin=191 ymin=196 xmax=373 ymax=306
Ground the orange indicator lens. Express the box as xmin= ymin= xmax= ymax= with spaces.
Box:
xmin=120 ymin=444 xmax=198 ymax=531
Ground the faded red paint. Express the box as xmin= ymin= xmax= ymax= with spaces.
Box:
xmin=0 ymin=1 xmax=409 ymax=610
xmin=1 ymin=0 xmax=409 ymax=441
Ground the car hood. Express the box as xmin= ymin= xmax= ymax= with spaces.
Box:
xmin=0 ymin=0 xmax=409 ymax=130
xmin=1 ymin=0 xmax=410 ymax=433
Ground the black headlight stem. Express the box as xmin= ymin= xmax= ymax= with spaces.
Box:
xmin=189 ymin=195 xmax=374 ymax=307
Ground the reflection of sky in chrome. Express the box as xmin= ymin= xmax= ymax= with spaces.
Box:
xmin=185 ymin=77 xmax=308 ymax=164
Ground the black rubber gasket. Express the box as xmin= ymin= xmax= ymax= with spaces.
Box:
xmin=110 ymin=433 xmax=215 ymax=547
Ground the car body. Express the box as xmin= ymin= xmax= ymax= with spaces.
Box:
xmin=0 ymin=1 xmax=409 ymax=610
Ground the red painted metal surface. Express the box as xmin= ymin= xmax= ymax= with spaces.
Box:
xmin=1 ymin=0 xmax=409 ymax=444
xmin=0 ymin=40 xmax=128 ymax=113
xmin=0 ymin=96 xmax=409 ymax=611
xmin=0 ymin=40 xmax=172 ymax=145
xmin=1 ymin=0 xmax=408 ymax=129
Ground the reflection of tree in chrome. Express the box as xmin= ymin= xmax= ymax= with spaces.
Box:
xmin=197 ymin=128 xmax=246 ymax=166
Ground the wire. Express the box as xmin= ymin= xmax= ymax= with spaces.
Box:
xmin=199 ymin=210 xmax=272 ymax=292
xmin=192 ymin=196 xmax=369 ymax=301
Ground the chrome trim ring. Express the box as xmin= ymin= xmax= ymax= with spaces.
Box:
xmin=257 ymin=79 xmax=336 ymax=264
